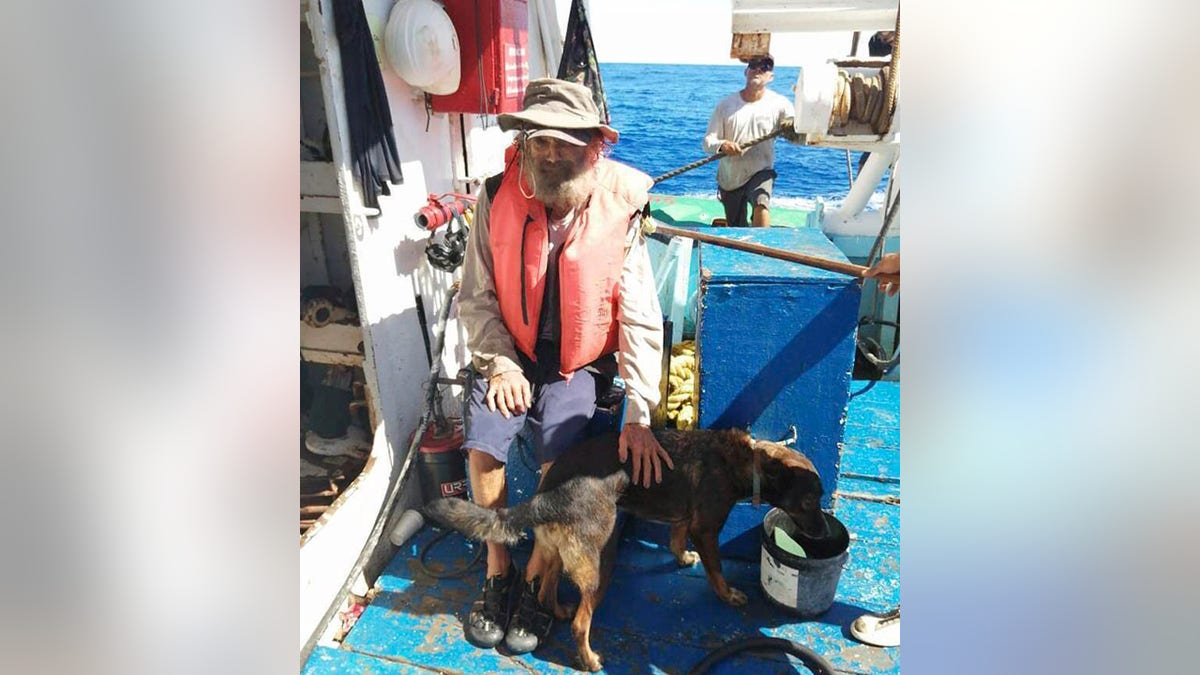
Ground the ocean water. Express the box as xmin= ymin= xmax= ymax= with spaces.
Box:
xmin=601 ymin=62 xmax=885 ymax=209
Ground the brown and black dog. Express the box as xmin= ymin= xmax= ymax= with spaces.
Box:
xmin=424 ymin=428 xmax=826 ymax=671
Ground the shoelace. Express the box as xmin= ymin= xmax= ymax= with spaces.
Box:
xmin=476 ymin=577 xmax=508 ymax=624
xmin=876 ymin=608 xmax=900 ymax=627
xmin=512 ymin=584 xmax=552 ymax=634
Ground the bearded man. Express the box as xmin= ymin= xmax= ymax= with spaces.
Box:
xmin=455 ymin=78 xmax=671 ymax=654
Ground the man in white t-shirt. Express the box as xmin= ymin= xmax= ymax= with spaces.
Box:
xmin=702 ymin=55 xmax=796 ymax=227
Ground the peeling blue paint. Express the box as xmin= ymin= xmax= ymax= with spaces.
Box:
xmin=305 ymin=380 xmax=901 ymax=674
xmin=695 ymin=228 xmax=861 ymax=510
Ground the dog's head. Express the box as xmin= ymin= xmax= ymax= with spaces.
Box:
xmin=754 ymin=440 xmax=827 ymax=538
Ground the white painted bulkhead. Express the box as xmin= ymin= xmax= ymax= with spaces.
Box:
xmin=300 ymin=0 xmax=565 ymax=652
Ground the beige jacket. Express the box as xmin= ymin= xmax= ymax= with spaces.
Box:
xmin=458 ymin=183 xmax=664 ymax=426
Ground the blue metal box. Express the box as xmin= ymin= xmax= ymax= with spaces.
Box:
xmin=695 ymin=228 xmax=860 ymax=556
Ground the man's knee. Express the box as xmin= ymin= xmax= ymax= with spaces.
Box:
xmin=751 ymin=203 xmax=771 ymax=227
xmin=468 ymin=448 xmax=508 ymax=508
xmin=469 ymin=447 xmax=505 ymax=472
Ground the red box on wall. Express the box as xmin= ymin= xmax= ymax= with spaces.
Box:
xmin=430 ymin=0 xmax=529 ymax=114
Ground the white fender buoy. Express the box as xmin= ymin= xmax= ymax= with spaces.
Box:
xmin=793 ymin=61 xmax=837 ymax=139
xmin=384 ymin=0 xmax=461 ymax=95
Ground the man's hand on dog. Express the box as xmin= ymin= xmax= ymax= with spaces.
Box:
xmin=486 ymin=370 xmax=532 ymax=419
xmin=619 ymin=423 xmax=674 ymax=487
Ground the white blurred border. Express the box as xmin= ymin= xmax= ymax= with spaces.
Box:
xmin=2 ymin=1 xmax=1199 ymax=673
xmin=0 ymin=2 xmax=298 ymax=673
xmin=906 ymin=2 xmax=1200 ymax=673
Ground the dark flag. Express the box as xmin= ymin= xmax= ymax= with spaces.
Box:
xmin=556 ymin=0 xmax=610 ymax=125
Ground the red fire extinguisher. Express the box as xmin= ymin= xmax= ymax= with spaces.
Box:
xmin=416 ymin=420 xmax=468 ymax=503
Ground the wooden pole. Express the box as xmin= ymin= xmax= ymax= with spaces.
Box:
xmin=649 ymin=223 xmax=899 ymax=284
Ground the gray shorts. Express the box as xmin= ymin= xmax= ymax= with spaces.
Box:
xmin=462 ymin=362 xmax=597 ymax=466
xmin=719 ymin=169 xmax=776 ymax=227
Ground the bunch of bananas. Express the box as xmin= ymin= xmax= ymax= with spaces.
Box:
xmin=664 ymin=341 xmax=698 ymax=429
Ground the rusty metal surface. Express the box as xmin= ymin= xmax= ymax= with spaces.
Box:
xmin=730 ymin=32 xmax=771 ymax=61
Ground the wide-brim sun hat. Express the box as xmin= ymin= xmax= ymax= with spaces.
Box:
xmin=525 ymin=128 xmax=593 ymax=147
xmin=498 ymin=78 xmax=619 ymax=143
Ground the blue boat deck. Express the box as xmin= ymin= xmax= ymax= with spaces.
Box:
xmin=305 ymin=381 xmax=899 ymax=674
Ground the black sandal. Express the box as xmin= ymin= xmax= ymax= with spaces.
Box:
xmin=464 ymin=563 xmax=516 ymax=649
xmin=504 ymin=576 xmax=555 ymax=654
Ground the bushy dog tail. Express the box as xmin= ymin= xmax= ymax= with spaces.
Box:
xmin=424 ymin=472 xmax=627 ymax=545
xmin=423 ymin=497 xmax=541 ymax=546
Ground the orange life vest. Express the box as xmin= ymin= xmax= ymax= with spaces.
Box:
xmin=489 ymin=145 xmax=653 ymax=376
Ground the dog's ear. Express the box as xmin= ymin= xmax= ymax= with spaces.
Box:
xmin=758 ymin=441 xmax=820 ymax=479
xmin=788 ymin=448 xmax=819 ymax=478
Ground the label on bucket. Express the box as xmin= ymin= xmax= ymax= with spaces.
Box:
xmin=440 ymin=479 xmax=468 ymax=498
xmin=761 ymin=547 xmax=800 ymax=607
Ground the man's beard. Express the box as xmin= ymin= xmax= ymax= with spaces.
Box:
xmin=525 ymin=155 xmax=597 ymax=212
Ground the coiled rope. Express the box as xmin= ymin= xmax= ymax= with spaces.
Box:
xmin=881 ymin=9 xmax=900 ymax=135
xmin=829 ymin=64 xmax=896 ymax=134
xmin=662 ymin=341 xmax=698 ymax=429
xmin=830 ymin=10 xmax=900 ymax=135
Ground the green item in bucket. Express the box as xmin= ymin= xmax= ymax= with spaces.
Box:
xmin=773 ymin=526 xmax=807 ymax=558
